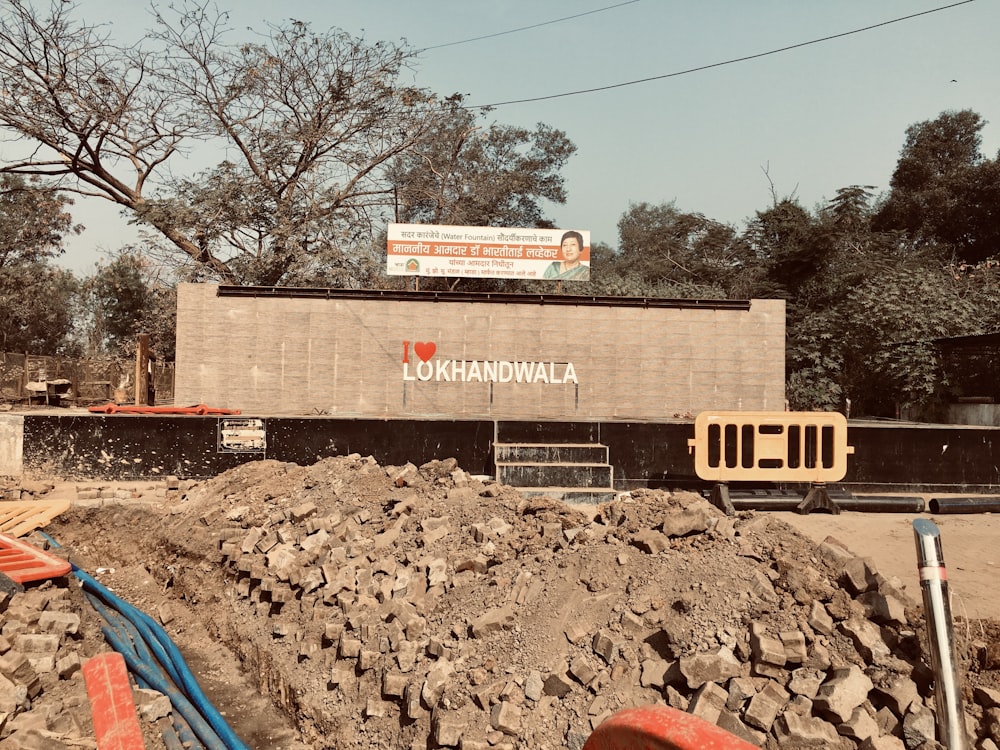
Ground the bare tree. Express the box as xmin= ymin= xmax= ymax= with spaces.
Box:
xmin=0 ymin=1 xmax=436 ymax=284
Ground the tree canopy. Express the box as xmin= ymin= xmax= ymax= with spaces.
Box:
xmin=0 ymin=1 xmax=468 ymax=285
xmin=2 ymin=0 xmax=999 ymax=425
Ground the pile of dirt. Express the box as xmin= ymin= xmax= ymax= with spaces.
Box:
xmin=10 ymin=455 xmax=1000 ymax=748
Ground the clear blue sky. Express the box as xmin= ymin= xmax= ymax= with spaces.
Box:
xmin=45 ymin=0 xmax=1000 ymax=273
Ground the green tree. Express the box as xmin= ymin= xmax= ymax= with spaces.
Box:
xmin=744 ymin=199 xmax=832 ymax=300
xmin=0 ymin=264 xmax=79 ymax=354
xmin=80 ymin=253 xmax=177 ymax=360
xmin=874 ymin=109 xmax=1000 ymax=263
xmin=390 ymin=98 xmax=576 ymax=230
xmin=614 ymin=201 xmax=743 ymax=296
xmin=0 ymin=175 xmax=80 ymax=268
xmin=0 ymin=175 xmax=81 ymax=354
xmin=0 ymin=2 xmax=439 ymax=285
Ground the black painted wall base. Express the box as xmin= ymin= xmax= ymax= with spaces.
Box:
xmin=18 ymin=415 xmax=1000 ymax=493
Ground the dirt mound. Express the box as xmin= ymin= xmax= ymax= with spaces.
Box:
xmin=9 ymin=454 xmax=1000 ymax=748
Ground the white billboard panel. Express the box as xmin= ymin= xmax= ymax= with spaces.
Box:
xmin=387 ymin=223 xmax=591 ymax=281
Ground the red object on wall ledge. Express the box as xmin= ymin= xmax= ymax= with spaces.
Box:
xmin=87 ymin=403 xmax=241 ymax=415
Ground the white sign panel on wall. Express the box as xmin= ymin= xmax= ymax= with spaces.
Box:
xmin=387 ymin=223 xmax=591 ymax=281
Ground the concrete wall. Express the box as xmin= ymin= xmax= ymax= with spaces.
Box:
xmin=175 ymin=284 xmax=785 ymax=418
xmin=948 ymin=403 xmax=1000 ymax=427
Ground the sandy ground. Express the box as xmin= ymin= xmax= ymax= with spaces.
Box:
xmin=774 ymin=508 xmax=1000 ymax=621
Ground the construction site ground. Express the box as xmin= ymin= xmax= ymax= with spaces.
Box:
xmin=3 ymin=461 xmax=1000 ymax=749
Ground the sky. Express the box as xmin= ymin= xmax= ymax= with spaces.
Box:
xmin=19 ymin=0 xmax=1000 ymax=274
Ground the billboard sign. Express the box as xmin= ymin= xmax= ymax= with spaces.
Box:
xmin=387 ymin=223 xmax=591 ymax=281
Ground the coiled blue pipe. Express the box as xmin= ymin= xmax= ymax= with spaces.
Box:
xmin=40 ymin=533 xmax=250 ymax=750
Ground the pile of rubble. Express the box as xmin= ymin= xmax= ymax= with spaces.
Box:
xmin=6 ymin=454 xmax=1000 ymax=748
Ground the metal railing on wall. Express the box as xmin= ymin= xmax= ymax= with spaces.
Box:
xmin=0 ymin=351 xmax=175 ymax=406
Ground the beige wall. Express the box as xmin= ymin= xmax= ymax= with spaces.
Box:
xmin=175 ymin=284 xmax=785 ymax=419
xmin=0 ymin=415 xmax=24 ymax=477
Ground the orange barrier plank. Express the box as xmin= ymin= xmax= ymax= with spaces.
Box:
xmin=583 ymin=705 xmax=759 ymax=750
xmin=0 ymin=532 xmax=72 ymax=583
xmin=88 ymin=402 xmax=241 ymax=415
xmin=83 ymin=652 xmax=146 ymax=750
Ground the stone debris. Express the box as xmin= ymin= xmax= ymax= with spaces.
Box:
xmin=8 ymin=455 xmax=1000 ymax=750
xmin=167 ymin=456 xmax=1000 ymax=749
xmin=0 ymin=584 xmax=97 ymax=745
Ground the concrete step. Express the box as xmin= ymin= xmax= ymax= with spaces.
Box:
xmin=516 ymin=487 xmax=619 ymax=504
xmin=494 ymin=442 xmax=609 ymax=464
xmin=496 ymin=462 xmax=613 ymax=489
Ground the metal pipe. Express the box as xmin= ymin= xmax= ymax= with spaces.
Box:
xmin=728 ymin=496 xmax=925 ymax=513
xmin=929 ymin=496 xmax=1000 ymax=515
xmin=912 ymin=519 xmax=968 ymax=750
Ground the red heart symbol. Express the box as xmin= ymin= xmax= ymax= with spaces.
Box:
xmin=414 ymin=342 xmax=436 ymax=362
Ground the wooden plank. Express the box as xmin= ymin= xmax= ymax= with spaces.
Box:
xmin=0 ymin=500 xmax=72 ymax=538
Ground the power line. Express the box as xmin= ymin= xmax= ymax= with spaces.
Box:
xmin=419 ymin=0 xmax=642 ymax=52
xmin=466 ymin=0 xmax=977 ymax=109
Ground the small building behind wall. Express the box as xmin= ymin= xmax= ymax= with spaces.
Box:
xmin=174 ymin=283 xmax=785 ymax=419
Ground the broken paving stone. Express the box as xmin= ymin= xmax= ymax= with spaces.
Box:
xmin=678 ymin=646 xmax=741 ymax=689
xmin=542 ymin=672 xmax=574 ymax=698
xmin=744 ymin=679 xmax=790 ymax=731
xmin=564 ymin=621 xmax=589 ymax=645
xmin=839 ymin=556 xmax=878 ymax=596
xmin=872 ymin=677 xmax=920 ymax=717
xmin=807 ymin=600 xmax=835 ymax=636
xmin=432 ymin=710 xmax=465 ymax=747
xmin=524 ymin=671 xmax=543 ymax=702
xmin=838 ymin=617 xmax=892 ymax=664
xmin=135 ymin=688 xmax=172 ymax=721
xmin=814 ymin=665 xmax=874 ymax=724
xmin=788 ymin=667 xmax=824 ymax=700
xmin=718 ymin=710 xmax=767 ymax=746
xmin=490 ymin=700 xmax=522 ymax=736
xmin=470 ymin=606 xmax=515 ymax=638
xmin=660 ymin=506 xmax=714 ymax=538
xmin=639 ymin=659 xmax=671 ymax=690
xmin=687 ymin=681 xmax=728 ymax=724
xmin=838 ymin=705 xmax=880 ymax=743
xmin=750 ymin=626 xmax=786 ymax=671
xmin=382 ymin=671 xmax=408 ymax=698
xmin=568 ymin=656 xmax=597 ymax=687
xmin=629 ymin=529 xmax=670 ymax=554
xmin=901 ymin=707 xmax=937 ymax=748
xmin=773 ymin=711 xmax=841 ymax=746
xmin=38 ymin=611 xmax=80 ymax=636
xmin=780 ymin=630 xmax=808 ymax=664
xmin=725 ymin=676 xmax=757 ymax=710
xmin=592 ymin=631 xmax=619 ymax=664
xmin=421 ymin=660 xmax=455 ymax=707
xmin=858 ymin=590 xmax=908 ymax=626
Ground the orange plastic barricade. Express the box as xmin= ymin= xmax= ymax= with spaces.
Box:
xmin=688 ymin=411 xmax=853 ymax=484
xmin=582 ymin=705 xmax=758 ymax=750
xmin=0 ymin=532 xmax=72 ymax=583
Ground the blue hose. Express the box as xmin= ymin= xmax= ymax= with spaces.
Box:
xmin=97 ymin=613 xmax=227 ymax=750
xmin=40 ymin=532 xmax=250 ymax=750
xmin=78 ymin=594 xmax=195 ymax=749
